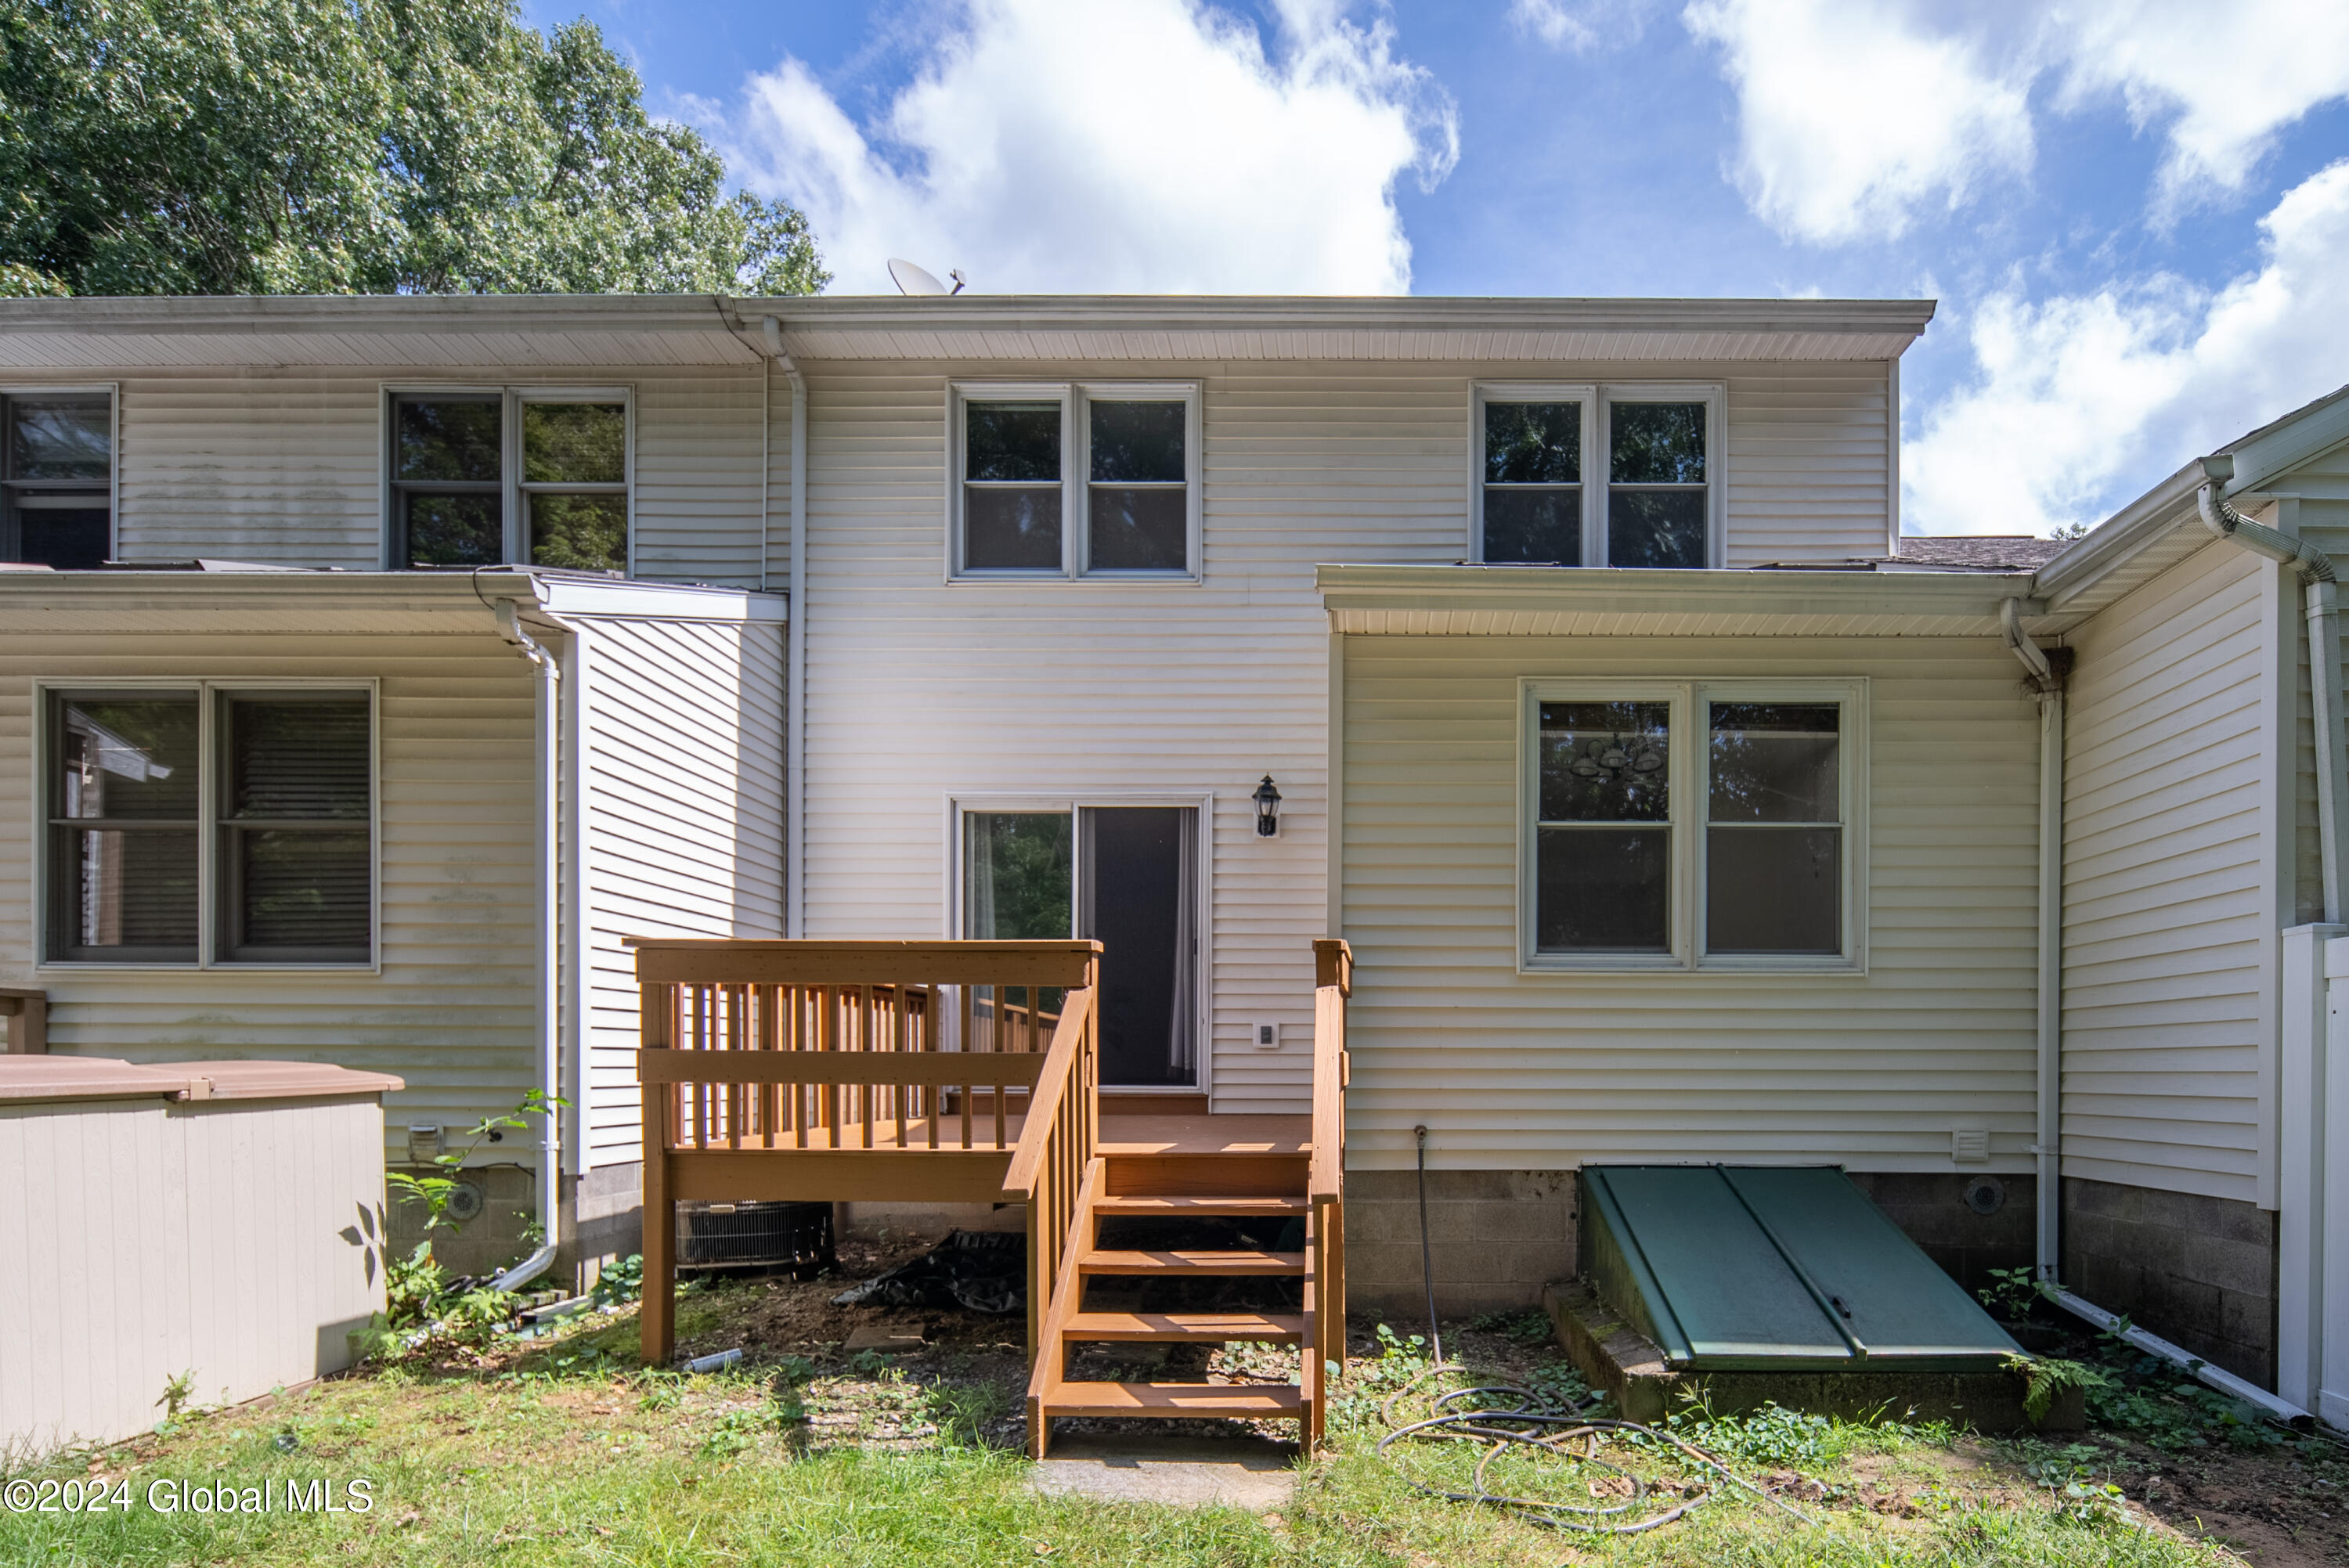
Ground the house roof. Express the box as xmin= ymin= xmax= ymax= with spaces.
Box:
xmin=2030 ymin=380 xmax=2349 ymax=625
xmin=0 ymin=293 xmax=1936 ymax=370
xmin=1885 ymin=535 xmax=2069 ymax=571
xmin=0 ymin=566 xmax=785 ymax=636
xmin=1315 ymin=562 xmax=2038 ymax=637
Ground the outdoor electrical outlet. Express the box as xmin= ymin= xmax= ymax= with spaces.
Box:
xmin=1252 ymin=1021 xmax=1280 ymax=1050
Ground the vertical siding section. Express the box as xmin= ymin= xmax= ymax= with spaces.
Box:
xmin=2062 ymin=542 xmax=2270 ymax=1201
xmin=112 ymin=366 xmax=767 ymax=584
xmin=576 ymin=617 xmax=785 ymax=1166
xmin=1340 ymin=634 xmax=2040 ymax=1170
xmin=1722 ymin=366 xmax=1893 ymax=565
xmin=0 ymin=634 xmax=539 ymax=1154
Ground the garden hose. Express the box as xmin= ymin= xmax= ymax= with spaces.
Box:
xmin=1371 ymin=1367 xmax=1816 ymax=1537
xmin=1391 ymin=1132 xmax=1813 ymax=1538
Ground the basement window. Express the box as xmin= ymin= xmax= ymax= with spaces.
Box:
xmin=1521 ymin=679 xmax=1864 ymax=971
xmin=1474 ymin=384 xmax=1720 ymax=569
xmin=950 ymin=382 xmax=1201 ymax=580
xmin=44 ymin=685 xmax=376 ymax=968
xmin=388 ymin=389 xmax=630 ymax=573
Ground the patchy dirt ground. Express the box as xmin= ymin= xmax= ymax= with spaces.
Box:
xmin=379 ymin=1243 xmax=2349 ymax=1566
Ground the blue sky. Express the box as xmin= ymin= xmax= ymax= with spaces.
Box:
xmin=532 ymin=0 xmax=2349 ymax=536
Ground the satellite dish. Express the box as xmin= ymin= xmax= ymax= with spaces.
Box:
xmin=887 ymin=258 xmax=967 ymax=296
xmin=888 ymin=258 xmax=948 ymax=296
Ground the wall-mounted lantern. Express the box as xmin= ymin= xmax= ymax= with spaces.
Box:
xmin=1253 ymin=775 xmax=1282 ymax=838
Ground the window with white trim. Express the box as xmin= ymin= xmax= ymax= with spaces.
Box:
xmin=45 ymin=686 xmax=375 ymax=966
xmin=1521 ymin=680 xmax=1862 ymax=970
xmin=3 ymin=389 xmax=112 ymax=568
xmin=388 ymin=389 xmax=630 ymax=573
xmin=950 ymin=383 xmax=1201 ymax=579
xmin=1474 ymin=384 xmax=1720 ymax=569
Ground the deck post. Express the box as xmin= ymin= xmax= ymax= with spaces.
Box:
xmin=640 ymin=980 xmax=675 ymax=1366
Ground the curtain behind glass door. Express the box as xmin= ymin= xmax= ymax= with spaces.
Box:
xmin=965 ymin=811 xmax=1072 ymax=1050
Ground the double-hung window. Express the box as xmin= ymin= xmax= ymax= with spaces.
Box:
xmin=388 ymin=390 xmax=630 ymax=573
xmin=1521 ymin=680 xmax=1863 ymax=971
xmin=950 ymin=383 xmax=1201 ymax=579
xmin=2 ymin=388 xmax=113 ymax=569
xmin=44 ymin=685 xmax=376 ymax=967
xmin=1474 ymin=384 xmax=1719 ymax=569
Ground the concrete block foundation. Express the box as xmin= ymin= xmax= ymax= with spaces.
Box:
xmin=2060 ymin=1177 xmax=2276 ymax=1386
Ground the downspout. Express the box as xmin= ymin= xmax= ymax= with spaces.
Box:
xmin=492 ymin=596 xmax=564 ymax=1293
xmin=2199 ymin=453 xmax=2344 ymax=921
xmin=764 ymin=316 xmax=809 ymax=938
xmin=2003 ymin=462 xmax=2329 ymax=1425
xmin=2000 ymin=597 xmax=2064 ymax=1289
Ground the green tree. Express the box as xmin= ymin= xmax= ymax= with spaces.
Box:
xmin=0 ymin=0 xmax=826 ymax=297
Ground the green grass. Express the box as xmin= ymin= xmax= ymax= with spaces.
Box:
xmin=0 ymin=1313 xmax=2257 ymax=1568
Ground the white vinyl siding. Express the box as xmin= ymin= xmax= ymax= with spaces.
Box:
xmin=575 ymin=615 xmax=785 ymax=1168
xmin=1340 ymin=633 xmax=2039 ymax=1173
xmin=108 ymin=367 xmax=768 ymax=585
xmin=0 ymin=635 xmax=537 ymax=1159
xmin=2061 ymin=542 xmax=2272 ymax=1202
xmin=798 ymin=359 xmax=1902 ymax=1111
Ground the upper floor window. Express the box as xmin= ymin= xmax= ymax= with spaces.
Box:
xmin=3 ymin=390 xmax=112 ymax=569
xmin=950 ymin=382 xmax=1200 ymax=580
xmin=1520 ymin=679 xmax=1863 ymax=971
xmin=45 ymin=685 xmax=375 ymax=967
xmin=388 ymin=390 xmax=629 ymax=573
xmin=1474 ymin=384 xmax=1719 ymax=570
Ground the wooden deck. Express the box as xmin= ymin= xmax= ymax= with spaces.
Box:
xmin=628 ymin=937 xmax=1351 ymax=1452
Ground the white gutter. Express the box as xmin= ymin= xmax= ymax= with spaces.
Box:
xmin=492 ymin=596 xmax=565 ymax=1294
xmin=764 ymin=316 xmax=809 ymax=938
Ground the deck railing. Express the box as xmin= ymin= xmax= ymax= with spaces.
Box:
xmin=1306 ymin=938 xmax=1351 ymax=1435
xmin=633 ymin=939 xmax=1102 ymax=1364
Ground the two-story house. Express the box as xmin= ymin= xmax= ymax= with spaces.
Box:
xmin=1 ymin=294 xmax=2340 ymax=1425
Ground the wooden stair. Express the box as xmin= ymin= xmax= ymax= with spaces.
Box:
xmin=1027 ymin=1150 xmax=1328 ymax=1455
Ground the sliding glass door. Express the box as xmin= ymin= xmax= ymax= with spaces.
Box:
xmin=963 ymin=804 xmax=1198 ymax=1088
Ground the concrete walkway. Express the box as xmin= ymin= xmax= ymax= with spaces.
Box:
xmin=1027 ymin=1435 xmax=1299 ymax=1509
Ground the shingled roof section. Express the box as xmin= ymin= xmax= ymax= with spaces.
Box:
xmin=1888 ymin=535 xmax=2071 ymax=570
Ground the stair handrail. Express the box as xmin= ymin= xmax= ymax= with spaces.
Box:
xmin=999 ymin=961 xmax=1099 ymax=1359
xmin=1308 ymin=939 xmax=1351 ymax=1204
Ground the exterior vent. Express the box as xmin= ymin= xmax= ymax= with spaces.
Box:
xmin=1951 ymin=1128 xmax=1990 ymax=1164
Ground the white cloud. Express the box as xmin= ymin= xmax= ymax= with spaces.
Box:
xmin=1903 ymin=159 xmax=2349 ymax=535
xmin=1683 ymin=0 xmax=2349 ymax=245
xmin=1681 ymin=0 xmax=2034 ymax=244
xmin=1512 ymin=0 xmax=1654 ymax=52
xmin=723 ymin=0 xmax=1457 ymax=295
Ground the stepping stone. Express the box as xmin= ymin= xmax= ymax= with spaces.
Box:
xmin=1027 ymin=1434 xmax=1297 ymax=1509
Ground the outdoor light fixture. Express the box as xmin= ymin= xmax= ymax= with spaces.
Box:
xmin=1253 ymin=775 xmax=1282 ymax=837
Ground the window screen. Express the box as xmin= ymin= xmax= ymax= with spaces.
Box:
xmin=1483 ymin=402 xmax=1581 ymax=565
xmin=964 ymin=402 xmax=1063 ymax=570
xmin=47 ymin=694 xmax=200 ymax=961
xmin=5 ymin=394 xmax=111 ymax=569
xmin=1087 ymin=400 xmax=1187 ymax=571
xmin=1534 ymin=701 xmax=1671 ymax=952
xmin=392 ymin=397 xmax=503 ymax=568
xmin=1706 ymin=703 xmax=1840 ymax=954
xmin=1607 ymin=402 xmax=1708 ymax=569
xmin=218 ymin=694 xmax=373 ymax=961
